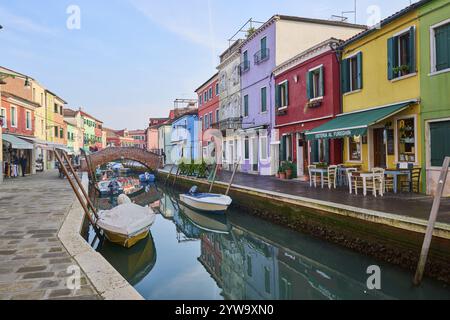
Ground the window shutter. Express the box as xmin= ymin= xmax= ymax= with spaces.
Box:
xmin=435 ymin=24 xmax=450 ymax=71
xmin=280 ymin=136 xmax=286 ymax=161
xmin=341 ymin=58 xmax=349 ymax=94
xmin=356 ymin=52 xmax=363 ymax=90
xmin=324 ymin=139 xmax=330 ymax=164
xmin=311 ymin=140 xmax=319 ymax=163
xmin=285 ymin=81 xmax=289 ymax=106
xmin=319 ymin=66 xmax=324 ymax=97
xmin=387 ymin=37 xmax=395 ymax=80
xmin=409 ymin=26 xmax=416 ymax=73
xmin=275 ymin=85 xmax=280 ymax=108
xmin=306 ymin=71 xmax=312 ymax=99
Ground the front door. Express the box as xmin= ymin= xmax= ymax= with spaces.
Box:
xmin=373 ymin=128 xmax=387 ymax=168
xmin=296 ymin=133 xmax=304 ymax=177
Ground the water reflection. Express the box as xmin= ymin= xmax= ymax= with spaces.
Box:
xmin=90 ymin=184 xmax=450 ymax=300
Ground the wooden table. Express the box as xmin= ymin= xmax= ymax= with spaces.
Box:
xmin=349 ymin=171 xmax=378 ymax=196
xmin=384 ymin=169 xmax=412 ymax=193
xmin=309 ymin=167 xmax=328 ymax=188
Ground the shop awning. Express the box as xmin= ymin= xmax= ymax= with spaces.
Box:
xmin=305 ymin=101 xmax=415 ymax=141
xmin=2 ymin=134 xmax=34 ymax=150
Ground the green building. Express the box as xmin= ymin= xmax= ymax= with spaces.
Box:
xmin=419 ymin=0 xmax=450 ymax=196
xmin=65 ymin=120 xmax=76 ymax=154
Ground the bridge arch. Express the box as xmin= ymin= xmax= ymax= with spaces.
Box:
xmin=83 ymin=147 xmax=163 ymax=171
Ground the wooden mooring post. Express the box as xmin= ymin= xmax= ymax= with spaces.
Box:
xmin=165 ymin=165 xmax=175 ymax=185
xmin=413 ymin=156 xmax=450 ymax=286
xmin=209 ymin=164 xmax=219 ymax=193
xmin=225 ymin=160 xmax=240 ymax=196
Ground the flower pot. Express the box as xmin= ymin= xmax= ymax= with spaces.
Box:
xmin=279 ymin=172 xmax=286 ymax=180
xmin=275 ymin=173 xmax=280 ymax=178
xmin=285 ymin=169 xmax=292 ymax=179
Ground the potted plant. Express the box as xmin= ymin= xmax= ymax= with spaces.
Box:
xmin=399 ymin=64 xmax=410 ymax=76
xmin=278 ymin=163 xmax=287 ymax=180
xmin=285 ymin=161 xmax=294 ymax=179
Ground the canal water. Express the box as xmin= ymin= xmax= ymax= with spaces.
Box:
xmin=86 ymin=175 xmax=450 ymax=300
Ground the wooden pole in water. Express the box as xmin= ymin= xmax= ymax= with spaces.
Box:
xmin=172 ymin=167 xmax=180 ymax=187
xmin=413 ymin=157 xmax=450 ymax=286
xmin=60 ymin=150 xmax=98 ymax=219
xmin=165 ymin=165 xmax=174 ymax=185
xmin=209 ymin=164 xmax=219 ymax=193
xmin=55 ymin=150 xmax=98 ymax=231
xmin=225 ymin=160 xmax=240 ymax=196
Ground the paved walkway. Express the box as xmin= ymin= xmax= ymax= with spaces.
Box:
xmin=0 ymin=171 xmax=100 ymax=300
xmin=165 ymin=165 xmax=450 ymax=224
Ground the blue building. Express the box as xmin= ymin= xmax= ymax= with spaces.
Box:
xmin=170 ymin=111 xmax=201 ymax=163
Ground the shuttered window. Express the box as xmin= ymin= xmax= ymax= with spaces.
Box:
xmin=435 ymin=23 xmax=450 ymax=72
xmin=387 ymin=26 xmax=416 ymax=79
xmin=306 ymin=66 xmax=324 ymax=99
xmin=430 ymin=121 xmax=450 ymax=167
xmin=261 ymin=87 xmax=267 ymax=112
xmin=341 ymin=52 xmax=362 ymax=93
xmin=243 ymin=95 xmax=249 ymax=117
xmin=276 ymin=81 xmax=289 ymax=108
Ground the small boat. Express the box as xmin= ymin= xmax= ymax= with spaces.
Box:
xmin=139 ymin=172 xmax=156 ymax=183
xmin=179 ymin=186 xmax=232 ymax=213
xmin=179 ymin=203 xmax=230 ymax=234
xmin=97 ymin=180 xmax=123 ymax=196
xmin=96 ymin=202 xmax=157 ymax=248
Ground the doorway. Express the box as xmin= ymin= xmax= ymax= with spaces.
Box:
xmin=296 ymin=133 xmax=305 ymax=177
xmin=373 ymin=128 xmax=386 ymax=168
xmin=251 ymin=136 xmax=259 ymax=172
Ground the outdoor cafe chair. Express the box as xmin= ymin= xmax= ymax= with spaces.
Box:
xmin=371 ymin=167 xmax=385 ymax=197
xmin=308 ymin=164 xmax=320 ymax=187
xmin=400 ymin=167 xmax=421 ymax=193
xmin=323 ymin=165 xmax=338 ymax=189
xmin=346 ymin=168 xmax=358 ymax=194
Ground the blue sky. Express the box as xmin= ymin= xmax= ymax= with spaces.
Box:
xmin=0 ymin=0 xmax=419 ymax=129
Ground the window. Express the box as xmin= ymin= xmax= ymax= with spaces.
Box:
xmin=26 ymin=111 xmax=32 ymax=130
xmin=32 ymin=88 xmax=36 ymax=101
xmin=209 ymin=112 xmax=213 ymax=126
xmin=276 ymin=81 xmax=289 ymax=108
xmin=342 ymin=52 xmax=363 ymax=93
xmin=307 ymin=66 xmax=324 ymax=100
xmin=243 ymin=95 xmax=249 ymax=117
xmin=41 ymin=120 xmax=44 ymax=135
xmin=430 ymin=121 xmax=450 ymax=167
xmin=244 ymin=137 xmax=249 ymax=160
xmin=40 ymin=93 xmax=44 ymax=106
xmin=260 ymin=136 xmax=268 ymax=160
xmin=215 ymin=83 xmax=219 ymax=96
xmin=208 ymin=88 xmax=212 ymax=100
xmin=54 ymin=104 xmax=58 ymax=113
xmin=431 ymin=20 xmax=450 ymax=73
xmin=388 ymin=27 xmax=416 ymax=79
xmin=397 ymin=117 xmax=416 ymax=163
xmin=261 ymin=37 xmax=267 ymax=58
xmin=199 ymin=95 xmax=202 ymax=106
xmin=54 ymin=126 xmax=59 ymax=137
xmin=264 ymin=267 xmax=271 ymax=294
xmin=0 ymin=108 xmax=6 ymax=128
xmin=60 ymin=106 xmax=63 ymax=115
xmin=348 ymin=136 xmax=362 ymax=162
xmin=11 ymin=106 xmax=17 ymax=127
xmin=204 ymin=92 xmax=207 ymax=102
xmin=215 ymin=109 xmax=219 ymax=123
xmin=243 ymin=50 xmax=248 ymax=64
xmin=261 ymin=87 xmax=267 ymax=112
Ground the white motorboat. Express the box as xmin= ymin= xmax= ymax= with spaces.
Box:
xmin=179 ymin=186 xmax=232 ymax=213
xmin=97 ymin=180 xmax=123 ymax=196
xmin=96 ymin=202 xmax=157 ymax=248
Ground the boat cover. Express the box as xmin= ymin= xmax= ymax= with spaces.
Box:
xmin=97 ymin=203 xmax=156 ymax=237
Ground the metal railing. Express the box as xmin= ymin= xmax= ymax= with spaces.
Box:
xmin=254 ymin=48 xmax=270 ymax=65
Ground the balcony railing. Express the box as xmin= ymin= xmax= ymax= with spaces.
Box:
xmin=211 ymin=118 xmax=243 ymax=131
xmin=254 ymin=48 xmax=270 ymax=65
xmin=239 ymin=60 xmax=250 ymax=74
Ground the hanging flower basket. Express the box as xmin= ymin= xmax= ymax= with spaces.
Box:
xmin=304 ymin=98 xmax=323 ymax=111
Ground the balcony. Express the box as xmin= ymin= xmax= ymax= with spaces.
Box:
xmin=254 ymin=48 xmax=270 ymax=65
xmin=239 ymin=60 xmax=250 ymax=74
xmin=211 ymin=118 xmax=243 ymax=131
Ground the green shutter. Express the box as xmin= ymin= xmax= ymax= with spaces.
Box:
xmin=356 ymin=52 xmax=363 ymax=90
xmin=409 ymin=26 xmax=416 ymax=73
xmin=430 ymin=121 xmax=450 ymax=166
xmin=275 ymin=85 xmax=280 ymax=108
xmin=306 ymin=71 xmax=312 ymax=99
xmin=341 ymin=58 xmax=349 ymax=94
xmin=387 ymin=37 xmax=395 ymax=80
xmin=311 ymin=140 xmax=319 ymax=163
xmin=261 ymin=87 xmax=267 ymax=112
xmin=319 ymin=66 xmax=324 ymax=97
xmin=285 ymin=81 xmax=289 ymax=106
xmin=435 ymin=23 xmax=450 ymax=71
xmin=324 ymin=139 xmax=330 ymax=164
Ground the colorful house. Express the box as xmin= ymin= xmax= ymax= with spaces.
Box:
xmin=195 ymin=73 xmax=219 ymax=160
xmin=147 ymin=118 xmax=169 ymax=154
xmin=238 ymin=15 xmax=365 ymax=175
xmin=63 ymin=108 xmax=84 ymax=155
xmin=80 ymin=109 xmax=103 ymax=152
xmin=217 ymin=39 xmax=243 ymax=171
xmin=274 ymin=38 xmax=344 ymax=179
xmin=170 ymin=111 xmax=200 ymax=163
xmin=419 ymin=0 xmax=450 ymax=196
xmin=307 ymin=2 xmax=424 ymax=183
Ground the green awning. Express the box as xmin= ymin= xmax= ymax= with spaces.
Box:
xmin=305 ymin=102 xmax=414 ymax=141
xmin=2 ymin=134 xmax=34 ymax=150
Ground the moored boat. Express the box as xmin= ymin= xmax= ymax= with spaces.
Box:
xmin=179 ymin=186 xmax=232 ymax=213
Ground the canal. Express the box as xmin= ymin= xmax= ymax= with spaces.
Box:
xmin=86 ymin=172 xmax=450 ymax=300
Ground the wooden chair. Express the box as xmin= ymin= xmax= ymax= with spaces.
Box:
xmin=346 ymin=168 xmax=358 ymax=194
xmin=308 ymin=164 xmax=319 ymax=187
xmin=400 ymin=167 xmax=421 ymax=193
xmin=323 ymin=165 xmax=338 ymax=189
xmin=371 ymin=167 xmax=385 ymax=197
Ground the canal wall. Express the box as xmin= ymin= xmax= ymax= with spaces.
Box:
xmin=58 ymin=173 xmax=144 ymax=300
xmin=159 ymin=171 xmax=450 ymax=284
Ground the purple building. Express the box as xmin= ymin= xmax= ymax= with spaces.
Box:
xmin=236 ymin=15 xmax=365 ymax=176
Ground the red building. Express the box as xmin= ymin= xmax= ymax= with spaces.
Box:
xmin=274 ymin=38 xmax=343 ymax=178
xmin=195 ymin=73 xmax=219 ymax=154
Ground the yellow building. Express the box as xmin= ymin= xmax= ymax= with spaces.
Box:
xmin=307 ymin=2 xmax=423 ymax=180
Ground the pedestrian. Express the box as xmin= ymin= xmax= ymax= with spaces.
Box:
xmin=12 ymin=153 xmax=19 ymax=178
xmin=19 ymin=152 xmax=27 ymax=177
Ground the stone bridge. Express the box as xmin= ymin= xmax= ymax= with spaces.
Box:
xmin=81 ymin=147 xmax=163 ymax=171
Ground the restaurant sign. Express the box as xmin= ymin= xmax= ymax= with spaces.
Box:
xmin=305 ymin=127 xmax=367 ymax=141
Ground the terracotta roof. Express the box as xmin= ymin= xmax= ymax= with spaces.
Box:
xmin=340 ymin=0 xmax=431 ymax=48
xmin=63 ymin=108 xmax=78 ymax=117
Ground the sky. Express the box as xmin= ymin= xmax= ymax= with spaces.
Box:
xmin=0 ymin=0 xmax=419 ymax=130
